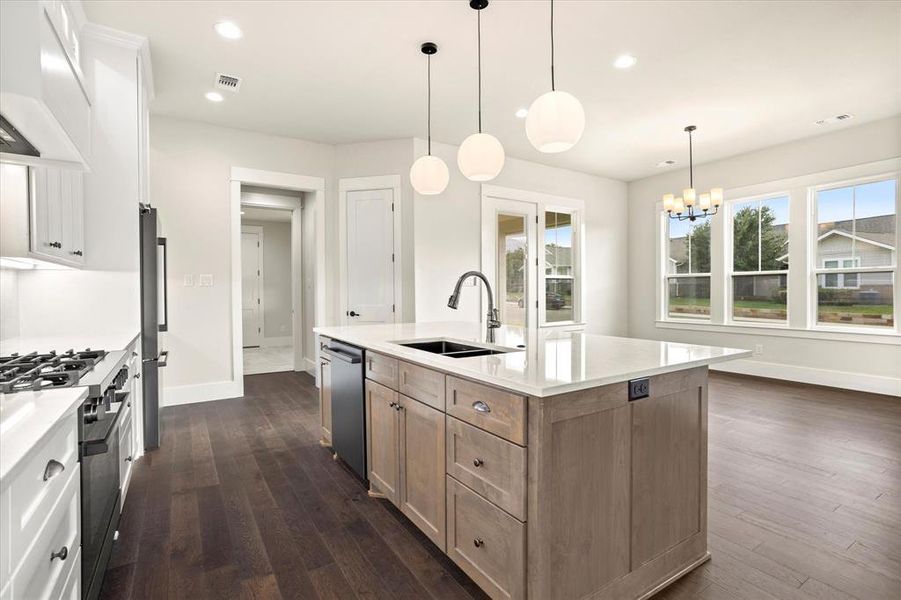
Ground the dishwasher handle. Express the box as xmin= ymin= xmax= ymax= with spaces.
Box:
xmin=322 ymin=347 xmax=362 ymax=364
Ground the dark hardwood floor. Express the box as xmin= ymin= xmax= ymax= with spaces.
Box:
xmin=100 ymin=371 xmax=901 ymax=600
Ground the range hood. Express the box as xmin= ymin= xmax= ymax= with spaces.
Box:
xmin=0 ymin=114 xmax=40 ymax=157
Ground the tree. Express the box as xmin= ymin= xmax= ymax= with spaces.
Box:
xmin=732 ymin=206 xmax=787 ymax=271
xmin=682 ymin=221 xmax=710 ymax=273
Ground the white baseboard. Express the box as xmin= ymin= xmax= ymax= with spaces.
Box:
xmin=711 ymin=359 xmax=901 ymax=397
xmin=261 ymin=336 xmax=292 ymax=348
xmin=163 ymin=379 xmax=243 ymax=407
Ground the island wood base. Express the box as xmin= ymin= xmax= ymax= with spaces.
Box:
xmin=323 ymin=344 xmax=709 ymax=600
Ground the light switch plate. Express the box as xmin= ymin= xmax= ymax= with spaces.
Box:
xmin=198 ymin=274 xmax=214 ymax=287
xmin=183 ymin=274 xmax=194 ymax=287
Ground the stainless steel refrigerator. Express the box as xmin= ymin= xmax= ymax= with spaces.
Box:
xmin=139 ymin=204 xmax=168 ymax=449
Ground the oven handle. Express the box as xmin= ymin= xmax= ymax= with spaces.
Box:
xmin=81 ymin=404 xmax=124 ymax=457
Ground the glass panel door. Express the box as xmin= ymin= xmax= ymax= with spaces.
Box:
xmin=497 ymin=213 xmax=528 ymax=327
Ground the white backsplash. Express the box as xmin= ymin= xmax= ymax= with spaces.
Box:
xmin=0 ymin=268 xmax=20 ymax=341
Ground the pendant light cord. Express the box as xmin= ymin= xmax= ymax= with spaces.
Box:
xmin=688 ymin=128 xmax=693 ymax=188
xmin=550 ymin=0 xmax=556 ymax=91
xmin=477 ymin=8 xmax=483 ymax=133
xmin=427 ymin=52 xmax=432 ymax=155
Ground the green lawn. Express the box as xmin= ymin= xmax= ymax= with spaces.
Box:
xmin=670 ymin=297 xmax=892 ymax=314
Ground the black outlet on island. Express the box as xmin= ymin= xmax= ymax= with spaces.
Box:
xmin=628 ymin=377 xmax=650 ymax=401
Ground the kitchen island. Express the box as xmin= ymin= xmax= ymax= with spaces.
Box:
xmin=313 ymin=322 xmax=750 ymax=600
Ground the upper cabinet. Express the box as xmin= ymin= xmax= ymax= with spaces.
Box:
xmin=0 ymin=0 xmax=92 ymax=165
xmin=0 ymin=162 xmax=85 ymax=268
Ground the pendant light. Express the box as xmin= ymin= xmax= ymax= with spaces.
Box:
xmin=457 ymin=0 xmax=505 ymax=182
xmin=663 ymin=126 xmax=723 ymax=221
xmin=410 ymin=42 xmax=450 ymax=195
xmin=525 ymin=0 xmax=585 ymax=153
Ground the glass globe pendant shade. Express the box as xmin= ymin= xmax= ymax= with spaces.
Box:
xmin=457 ymin=132 xmax=505 ymax=182
xmin=525 ymin=90 xmax=585 ymax=153
xmin=410 ymin=154 xmax=450 ymax=195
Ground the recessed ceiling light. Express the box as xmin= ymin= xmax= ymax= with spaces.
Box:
xmin=613 ymin=54 xmax=637 ymax=69
xmin=515 ymin=108 xmax=528 ymax=119
xmin=214 ymin=21 xmax=243 ymax=40
xmin=205 ymin=91 xmax=224 ymax=102
xmin=656 ymin=159 xmax=677 ymax=168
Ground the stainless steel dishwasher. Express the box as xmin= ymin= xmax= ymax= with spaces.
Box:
xmin=321 ymin=340 xmax=367 ymax=480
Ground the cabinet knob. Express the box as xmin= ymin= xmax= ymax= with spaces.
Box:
xmin=389 ymin=402 xmax=397 ymax=408
xmin=49 ymin=241 xmax=62 ymax=249
xmin=43 ymin=459 xmax=65 ymax=481
xmin=50 ymin=546 xmax=68 ymax=562
xmin=71 ymin=250 xmax=83 ymax=256
xmin=125 ymin=456 xmax=133 ymax=463
xmin=473 ymin=458 xmax=484 ymax=468
xmin=135 ymin=373 xmax=141 ymax=379
xmin=473 ymin=538 xmax=484 ymax=548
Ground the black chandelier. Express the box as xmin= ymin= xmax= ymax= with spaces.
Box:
xmin=663 ymin=126 xmax=723 ymax=221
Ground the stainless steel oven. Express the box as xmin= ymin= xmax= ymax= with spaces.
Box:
xmin=80 ymin=383 xmax=125 ymax=600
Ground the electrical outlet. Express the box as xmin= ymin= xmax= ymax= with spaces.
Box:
xmin=198 ymin=274 xmax=214 ymax=287
xmin=628 ymin=377 xmax=650 ymax=401
xmin=754 ymin=344 xmax=764 ymax=357
xmin=183 ymin=274 xmax=194 ymax=287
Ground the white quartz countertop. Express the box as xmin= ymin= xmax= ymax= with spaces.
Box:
xmin=0 ymin=387 xmax=87 ymax=485
xmin=313 ymin=322 xmax=752 ymax=397
xmin=0 ymin=331 xmax=140 ymax=356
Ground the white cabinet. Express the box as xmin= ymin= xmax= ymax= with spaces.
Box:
xmin=0 ymin=0 xmax=91 ymax=165
xmin=0 ymin=162 xmax=85 ymax=268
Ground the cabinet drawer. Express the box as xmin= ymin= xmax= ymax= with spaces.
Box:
xmin=365 ymin=352 xmax=398 ymax=390
xmin=399 ymin=361 xmax=445 ymax=410
xmin=12 ymin=464 xmax=80 ymax=600
xmin=446 ymin=417 xmax=526 ymax=521
xmin=446 ymin=477 xmax=525 ymax=600
xmin=119 ymin=412 xmax=135 ymax=502
xmin=446 ymin=377 xmax=526 ymax=445
xmin=9 ymin=413 xmax=78 ymax=560
xmin=58 ymin=547 xmax=81 ymax=600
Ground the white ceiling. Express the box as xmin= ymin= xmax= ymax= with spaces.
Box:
xmin=241 ymin=206 xmax=292 ymax=222
xmin=84 ymin=0 xmax=900 ymax=181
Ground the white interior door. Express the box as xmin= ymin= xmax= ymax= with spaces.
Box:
xmin=345 ymin=188 xmax=395 ymax=325
xmin=481 ymin=196 xmax=538 ymax=330
xmin=241 ymin=228 xmax=263 ymax=347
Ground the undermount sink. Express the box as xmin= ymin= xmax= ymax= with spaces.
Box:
xmin=397 ymin=339 xmax=517 ymax=359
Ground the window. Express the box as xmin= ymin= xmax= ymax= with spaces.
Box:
xmin=544 ymin=211 xmax=575 ymax=323
xmin=730 ymin=196 xmax=789 ymax=322
xmin=815 ymin=178 xmax=896 ymax=328
xmin=666 ymin=218 xmax=710 ymax=319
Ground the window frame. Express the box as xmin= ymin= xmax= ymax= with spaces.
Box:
xmin=655 ymin=161 xmax=900 ymax=339
xmin=663 ymin=214 xmax=712 ymax=322
xmin=810 ymin=174 xmax=897 ymax=331
xmin=725 ymin=193 xmax=791 ymax=325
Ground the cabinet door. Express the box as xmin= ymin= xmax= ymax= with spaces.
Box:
xmin=319 ymin=358 xmax=332 ymax=445
xmin=365 ymin=380 xmax=399 ymax=504
xmin=631 ymin=370 xmax=706 ymax=568
xmin=399 ymin=395 xmax=446 ymax=550
xmin=31 ymin=166 xmax=65 ymax=258
xmin=62 ymin=170 xmax=84 ymax=264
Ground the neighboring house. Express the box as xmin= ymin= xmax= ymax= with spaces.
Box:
xmin=545 ymin=244 xmax=573 ymax=277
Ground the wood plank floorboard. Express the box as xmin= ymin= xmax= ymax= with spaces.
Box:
xmin=100 ymin=371 xmax=901 ymax=600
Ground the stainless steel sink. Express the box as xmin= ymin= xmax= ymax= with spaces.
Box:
xmin=397 ymin=339 xmax=518 ymax=359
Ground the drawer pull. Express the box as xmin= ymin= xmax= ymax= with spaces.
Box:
xmin=472 ymin=401 xmax=491 ymax=413
xmin=43 ymin=459 xmax=65 ymax=481
xmin=50 ymin=546 xmax=68 ymax=562
xmin=125 ymin=456 xmax=133 ymax=463
xmin=473 ymin=458 xmax=484 ymax=467
xmin=473 ymin=538 xmax=484 ymax=548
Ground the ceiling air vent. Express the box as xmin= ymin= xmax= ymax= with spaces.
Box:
xmin=815 ymin=113 xmax=853 ymax=126
xmin=215 ymin=73 xmax=242 ymax=93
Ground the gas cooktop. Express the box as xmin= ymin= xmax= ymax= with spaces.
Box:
xmin=0 ymin=349 xmax=108 ymax=394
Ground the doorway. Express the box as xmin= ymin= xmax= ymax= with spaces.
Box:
xmin=240 ymin=203 xmax=294 ymax=375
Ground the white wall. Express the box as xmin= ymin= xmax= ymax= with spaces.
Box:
xmin=627 ymin=116 xmax=901 ymax=394
xmin=412 ymin=138 xmax=630 ymax=336
xmin=241 ymin=218 xmax=292 ymax=340
xmin=150 ymin=115 xmax=335 ymax=392
xmin=301 ymin=192 xmax=316 ymax=370
xmin=0 ymin=269 xmax=19 ymax=340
